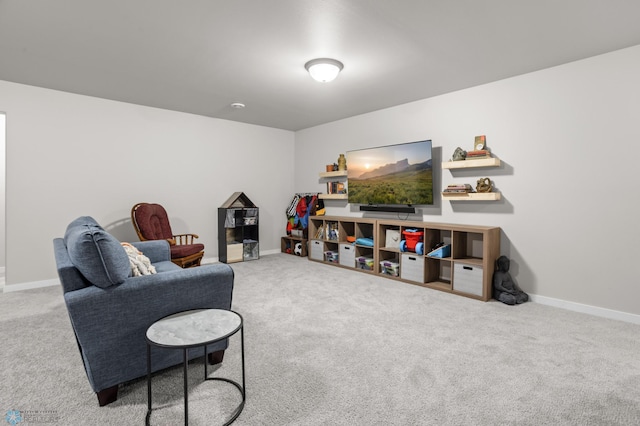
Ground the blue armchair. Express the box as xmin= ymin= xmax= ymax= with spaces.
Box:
xmin=53 ymin=216 xmax=234 ymax=406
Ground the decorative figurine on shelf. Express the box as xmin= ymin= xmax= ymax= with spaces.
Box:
xmin=476 ymin=177 xmax=493 ymax=193
xmin=452 ymin=147 xmax=466 ymax=161
xmin=338 ymin=154 xmax=347 ymax=171
xmin=493 ymin=256 xmax=529 ymax=305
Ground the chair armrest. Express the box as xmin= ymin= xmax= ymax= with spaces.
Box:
xmin=173 ymin=233 xmax=200 ymax=245
xmin=130 ymin=240 xmax=171 ymax=263
xmin=65 ymin=263 xmax=234 ymax=324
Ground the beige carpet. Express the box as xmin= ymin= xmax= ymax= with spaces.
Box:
xmin=1 ymin=253 xmax=639 ymax=425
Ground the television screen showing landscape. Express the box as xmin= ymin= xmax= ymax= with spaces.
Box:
xmin=347 ymin=140 xmax=433 ymax=205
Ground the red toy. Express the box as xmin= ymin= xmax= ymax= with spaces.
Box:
xmin=400 ymin=229 xmax=424 ymax=254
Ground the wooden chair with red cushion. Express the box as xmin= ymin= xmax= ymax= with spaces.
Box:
xmin=131 ymin=202 xmax=204 ymax=268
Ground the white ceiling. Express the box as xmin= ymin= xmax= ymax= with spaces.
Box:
xmin=2 ymin=1 xmax=640 ymax=131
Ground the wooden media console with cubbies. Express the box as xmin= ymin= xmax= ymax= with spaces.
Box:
xmin=307 ymin=216 xmax=500 ymax=301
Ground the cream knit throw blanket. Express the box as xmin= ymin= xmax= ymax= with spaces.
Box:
xmin=121 ymin=242 xmax=157 ymax=276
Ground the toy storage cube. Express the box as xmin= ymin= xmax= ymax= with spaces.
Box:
xmin=453 ymin=263 xmax=483 ymax=296
xmin=309 ymin=240 xmax=324 ymax=261
xmin=380 ymin=260 xmax=400 ymax=277
xmin=339 ymin=244 xmax=355 ymax=267
xmin=281 ymin=237 xmax=308 ymax=257
xmin=356 ymin=257 xmax=375 ymax=270
xmin=401 ymin=253 xmax=424 ymax=282
xmin=324 ymin=250 xmax=339 ymax=263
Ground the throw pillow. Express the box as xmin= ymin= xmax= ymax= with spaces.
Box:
xmin=121 ymin=242 xmax=157 ymax=276
xmin=64 ymin=216 xmax=131 ymax=288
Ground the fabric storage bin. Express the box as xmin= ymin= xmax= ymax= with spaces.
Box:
xmin=309 ymin=240 xmax=324 ymax=261
xmin=226 ymin=243 xmax=243 ymax=263
xmin=356 ymin=257 xmax=375 ymax=270
xmin=339 ymin=244 xmax=356 ymax=267
xmin=243 ymin=241 xmax=259 ymax=260
xmin=324 ymin=250 xmax=339 ymax=263
xmin=380 ymin=260 xmax=400 ymax=277
xmin=401 ymin=253 xmax=424 ymax=282
xmin=453 ymin=263 xmax=483 ymax=296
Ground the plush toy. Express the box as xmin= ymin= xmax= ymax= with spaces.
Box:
xmin=294 ymin=242 xmax=303 ymax=256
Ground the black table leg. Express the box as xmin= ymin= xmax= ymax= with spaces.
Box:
xmin=146 ymin=343 xmax=152 ymax=426
xmin=204 ymin=344 xmax=208 ymax=379
xmin=240 ymin=325 xmax=246 ymax=399
xmin=184 ymin=347 xmax=189 ymax=426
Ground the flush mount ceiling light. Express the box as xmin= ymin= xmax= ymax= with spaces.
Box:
xmin=230 ymin=102 xmax=245 ymax=109
xmin=304 ymin=58 xmax=344 ymax=83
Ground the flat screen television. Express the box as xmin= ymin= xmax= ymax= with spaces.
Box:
xmin=347 ymin=140 xmax=433 ymax=209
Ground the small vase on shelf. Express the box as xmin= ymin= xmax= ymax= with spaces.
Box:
xmin=337 ymin=154 xmax=346 ymax=171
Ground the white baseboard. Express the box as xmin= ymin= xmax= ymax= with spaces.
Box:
xmin=260 ymin=249 xmax=281 ymax=256
xmin=529 ymin=293 xmax=640 ymax=325
xmin=0 ymin=266 xmax=5 ymax=291
xmin=3 ymin=278 xmax=59 ymax=293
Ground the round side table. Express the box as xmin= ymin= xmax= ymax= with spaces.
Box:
xmin=146 ymin=309 xmax=245 ymax=426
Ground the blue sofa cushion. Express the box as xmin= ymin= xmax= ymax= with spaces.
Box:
xmin=64 ymin=216 xmax=130 ymax=288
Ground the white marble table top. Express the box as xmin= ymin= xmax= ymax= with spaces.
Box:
xmin=146 ymin=309 xmax=241 ymax=347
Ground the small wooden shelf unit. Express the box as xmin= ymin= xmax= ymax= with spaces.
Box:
xmin=442 ymin=156 xmax=502 ymax=201
xmin=442 ymin=157 xmax=501 ymax=169
xmin=307 ymin=215 xmax=500 ymax=301
xmin=318 ymin=170 xmax=348 ymax=200
xmin=281 ymin=235 xmax=308 ymax=257
xmin=441 ymin=192 xmax=501 ymax=201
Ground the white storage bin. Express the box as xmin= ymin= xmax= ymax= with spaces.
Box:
xmin=401 ymin=253 xmax=425 ymax=283
xmin=339 ymin=244 xmax=356 ymax=268
xmin=309 ymin=240 xmax=324 ymax=261
xmin=453 ymin=263 xmax=483 ymax=296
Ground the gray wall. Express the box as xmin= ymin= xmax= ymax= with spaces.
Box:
xmin=294 ymin=45 xmax=640 ymax=317
xmin=0 ymin=81 xmax=294 ymax=286
xmin=2 ymin=45 xmax=639 ymax=321
xmin=0 ymin=113 xmax=5 ymax=270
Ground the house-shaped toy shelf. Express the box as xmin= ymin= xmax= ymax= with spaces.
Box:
xmin=218 ymin=192 xmax=259 ymax=263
